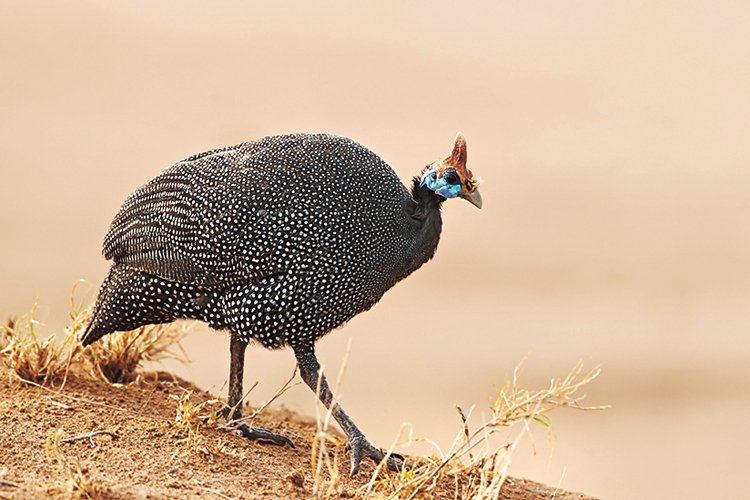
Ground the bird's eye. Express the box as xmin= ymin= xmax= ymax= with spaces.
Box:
xmin=442 ymin=168 xmax=460 ymax=185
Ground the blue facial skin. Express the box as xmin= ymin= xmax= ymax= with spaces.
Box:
xmin=419 ymin=165 xmax=462 ymax=199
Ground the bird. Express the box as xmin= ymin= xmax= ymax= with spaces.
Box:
xmin=82 ymin=132 xmax=482 ymax=475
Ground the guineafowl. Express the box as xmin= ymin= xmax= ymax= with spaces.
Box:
xmin=82 ymin=132 xmax=482 ymax=474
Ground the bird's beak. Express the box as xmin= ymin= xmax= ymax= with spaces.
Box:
xmin=460 ymin=189 xmax=482 ymax=209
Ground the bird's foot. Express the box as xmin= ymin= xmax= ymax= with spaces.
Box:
xmin=232 ymin=423 xmax=295 ymax=448
xmin=205 ymin=404 xmax=294 ymax=447
xmin=346 ymin=436 xmax=409 ymax=476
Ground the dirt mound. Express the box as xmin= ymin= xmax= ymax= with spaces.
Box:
xmin=0 ymin=367 xmax=594 ymax=499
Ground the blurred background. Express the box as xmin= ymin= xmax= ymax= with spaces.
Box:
xmin=2 ymin=1 xmax=748 ymax=498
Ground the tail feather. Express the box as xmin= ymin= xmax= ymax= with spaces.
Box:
xmin=81 ymin=303 xmax=104 ymax=346
xmin=82 ymin=265 xmax=120 ymax=346
xmin=82 ymin=264 xmax=178 ymax=346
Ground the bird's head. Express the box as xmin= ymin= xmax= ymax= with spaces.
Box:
xmin=419 ymin=132 xmax=482 ymax=208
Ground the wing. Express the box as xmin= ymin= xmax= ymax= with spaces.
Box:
xmin=103 ymin=145 xmax=283 ymax=288
xmin=102 ymin=133 xmax=412 ymax=289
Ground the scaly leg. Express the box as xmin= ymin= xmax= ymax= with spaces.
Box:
xmin=226 ymin=336 xmax=294 ymax=447
xmin=293 ymin=343 xmax=405 ymax=475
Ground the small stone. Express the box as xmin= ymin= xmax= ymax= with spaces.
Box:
xmin=287 ymin=471 xmax=304 ymax=488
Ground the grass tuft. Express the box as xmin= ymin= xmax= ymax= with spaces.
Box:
xmin=0 ymin=285 xmax=189 ymax=386
xmin=1 ymin=304 xmax=81 ymax=385
xmin=171 ymin=390 xmax=225 ymax=457
xmin=81 ymin=323 xmax=188 ymax=384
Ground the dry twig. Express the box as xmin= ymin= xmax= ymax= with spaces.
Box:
xmin=61 ymin=431 xmax=120 ymax=448
xmin=0 ymin=467 xmax=19 ymax=488
xmin=220 ymin=367 xmax=299 ymax=429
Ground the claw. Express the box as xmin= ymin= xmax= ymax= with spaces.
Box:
xmin=347 ymin=436 xmax=410 ymax=476
xmin=234 ymin=423 xmax=295 ymax=448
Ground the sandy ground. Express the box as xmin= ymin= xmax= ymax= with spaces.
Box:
xmin=0 ymin=365 xmax=594 ymax=499
xmin=2 ymin=2 xmax=750 ymax=498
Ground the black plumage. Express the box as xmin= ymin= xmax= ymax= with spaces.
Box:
xmin=83 ymin=132 xmax=482 ymax=474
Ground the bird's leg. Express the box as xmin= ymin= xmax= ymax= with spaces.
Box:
xmin=293 ymin=344 xmax=406 ymax=475
xmin=225 ymin=335 xmax=247 ymax=421
xmin=224 ymin=336 xmax=294 ymax=447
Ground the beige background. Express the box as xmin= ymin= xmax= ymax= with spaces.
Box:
xmin=2 ymin=1 xmax=749 ymax=498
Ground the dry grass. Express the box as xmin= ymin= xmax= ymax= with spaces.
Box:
xmin=309 ymin=358 xmax=605 ymax=500
xmin=367 ymin=360 xmax=604 ymax=499
xmin=170 ymin=390 xmax=226 ymax=457
xmin=1 ymin=304 xmax=81 ymax=386
xmin=81 ymin=323 xmax=188 ymax=384
xmin=44 ymin=428 xmax=105 ymax=499
xmin=310 ymin=340 xmax=352 ymax=499
xmin=0 ymin=285 xmax=188 ymax=386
